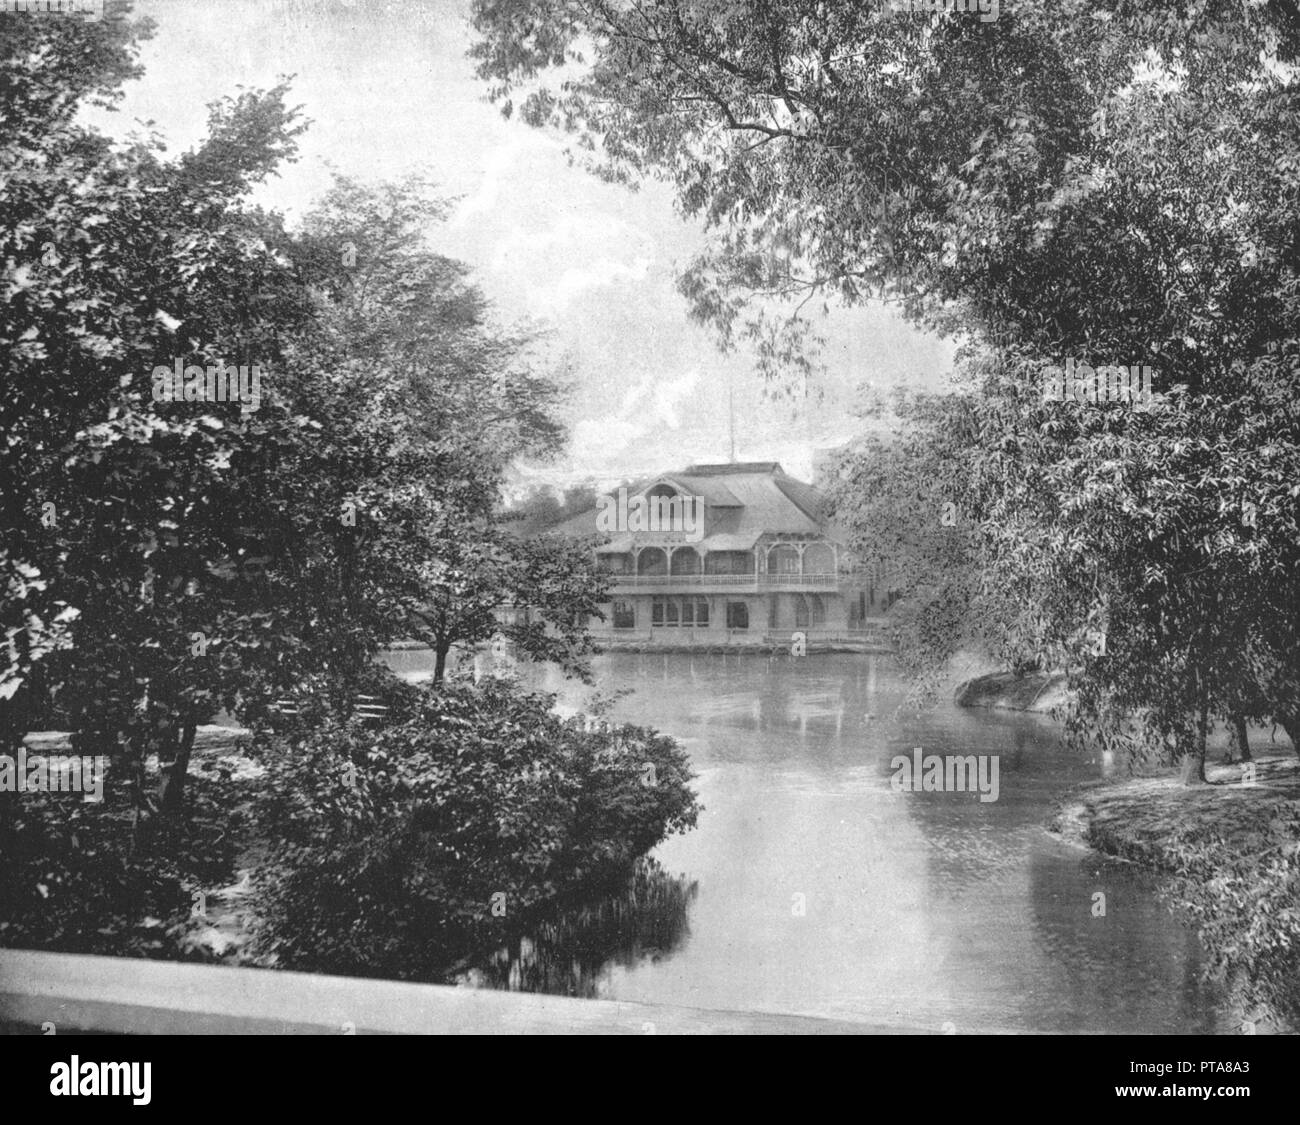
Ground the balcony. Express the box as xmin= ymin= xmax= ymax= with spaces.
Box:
xmin=606 ymin=572 xmax=845 ymax=593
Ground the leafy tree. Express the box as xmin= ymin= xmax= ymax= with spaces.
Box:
xmin=281 ymin=176 xmax=608 ymax=684
xmin=470 ymin=0 xmax=1300 ymax=781
xmin=0 ymin=5 xmax=314 ymax=817
xmin=1 ymin=8 xmax=609 ymax=829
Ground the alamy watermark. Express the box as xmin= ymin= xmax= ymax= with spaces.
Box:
xmin=0 ymin=749 xmax=105 ymax=802
xmin=891 ymin=748 xmax=1000 ymax=802
xmin=1042 ymin=358 xmax=1154 ymax=405
xmin=596 ymin=487 xmax=705 ymax=543
xmin=50 ymin=1056 xmax=150 ymax=1105
xmin=0 ymin=0 xmax=102 ymax=17
xmin=152 ymin=359 xmax=262 ymax=414
xmin=885 ymin=0 xmax=1000 ymax=22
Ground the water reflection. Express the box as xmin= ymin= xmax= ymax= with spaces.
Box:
xmin=455 ymin=859 xmax=698 ymax=998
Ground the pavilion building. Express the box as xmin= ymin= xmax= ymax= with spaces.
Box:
xmin=541 ymin=462 xmax=894 ymax=647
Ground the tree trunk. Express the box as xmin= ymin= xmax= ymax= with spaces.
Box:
xmin=1281 ymin=713 xmax=1300 ymax=761
xmin=124 ymin=733 xmax=148 ymax=851
xmin=1231 ymin=712 xmax=1251 ymax=763
xmin=158 ymin=715 xmax=197 ymax=815
xmin=433 ymin=641 xmax=449 ymax=683
xmin=1183 ymin=699 xmax=1209 ymax=785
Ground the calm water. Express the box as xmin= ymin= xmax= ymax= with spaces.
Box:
xmin=382 ymin=649 xmax=1229 ymax=1033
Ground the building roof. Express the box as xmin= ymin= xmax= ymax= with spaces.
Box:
xmin=682 ymin=462 xmax=784 ymax=474
xmin=653 ymin=473 xmax=742 ymax=507
xmin=538 ymin=462 xmax=836 ymax=544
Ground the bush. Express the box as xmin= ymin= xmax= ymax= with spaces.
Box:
xmin=1164 ymin=813 xmax=1300 ymax=1032
xmin=248 ymin=676 xmax=699 ymax=979
xmin=0 ymin=772 xmax=242 ymax=957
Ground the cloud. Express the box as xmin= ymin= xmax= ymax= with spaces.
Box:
xmin=531 ymin=254 xmax=652 ymax=315
xmin=451 ymin=134 xmax=540 ymax=228
xmin=558 ymin=367 xmax=701 ymax=480
xmin=650 ymin=368 xmax=699 ymax=429
xmin=482 ymin=207 xmax=658 ymax=315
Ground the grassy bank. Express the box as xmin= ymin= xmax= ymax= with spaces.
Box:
xmin=1051 ymin=749 xmax=1300 ymax=1032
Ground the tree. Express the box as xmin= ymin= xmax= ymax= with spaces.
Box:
xmin=1 ymin=8 xmax=609 ymax=826
xmin=0 ymin=4 xmax=315 ymax=818
xmin=470 ymin=0 xmax=1300 ymax=779
xmin=283 ymin=176 xmax=608 ymax=684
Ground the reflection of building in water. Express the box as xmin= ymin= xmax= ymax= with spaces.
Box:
xmin=785 ymin=691 xmax=846 ymax=736
xmin=537 ymin=462 xmax=897 ymax=649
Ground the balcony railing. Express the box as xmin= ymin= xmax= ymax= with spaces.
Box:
xmin=606 ymin=572 xmax=845 ymax=589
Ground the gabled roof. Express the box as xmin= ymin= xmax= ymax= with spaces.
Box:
xmin=536 ymin=461 xmax=834 ymax=542
xmin=644 ymin=473 xmax=741 ymax=507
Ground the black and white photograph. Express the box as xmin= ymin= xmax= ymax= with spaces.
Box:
xmin=0 ymin=0 xmax=1295 ymax=1086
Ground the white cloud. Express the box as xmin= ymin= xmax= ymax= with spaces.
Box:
xmin=530 ymin=254 xmax=652 ymax=315
xmin=451 ymin=134 xmax=543 ymax=228
xmin=650 ymin=368 xmax=699 ymax=429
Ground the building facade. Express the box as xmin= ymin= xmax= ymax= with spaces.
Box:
xmin=545 ymin=462 xmax=894 ymax=649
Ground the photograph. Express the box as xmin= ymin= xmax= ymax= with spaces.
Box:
xmin=0 ymin=0 xmax=1294 ymax=1091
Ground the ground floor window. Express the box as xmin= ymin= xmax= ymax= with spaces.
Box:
xmin=726 ymin=601 xmax=749 ymax=630
xmin=612 ymin=601 xmax=635 ymax=630
xmin=810 ymin=594 xmax=826 ymax=627
xmin=652 ymin=596 xmax=711 ymax=626
xmin=794 ymin=594 xmax=809 ymax=628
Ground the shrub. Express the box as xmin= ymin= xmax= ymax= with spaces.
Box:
xmin=1164 ymin=812 xmax=1300 ymax=1031
xmin=248 ymin=676 xmax=699 ymax=979
xmin=0 ymin=772 xmax=241 ymax=957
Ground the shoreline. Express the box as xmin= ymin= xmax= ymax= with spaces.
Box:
xmin=1049 ymin=751 xmax=1299 ymax=866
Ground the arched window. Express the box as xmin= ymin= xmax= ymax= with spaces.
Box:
xmin=803 ymin=543 xmax=835 ymax=575
xmin=767 ymin=545 xmax=800 ymax=575
xmin=637 ymin=547 xmax=668 ymax=576
xmin=670 ymin=547 xmax=701 ymax=575
xmin=642 ymin=483 xmax=699 ymax=534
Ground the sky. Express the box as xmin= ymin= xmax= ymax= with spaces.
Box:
xmin=94 ymin=0 xmax=957 ymax=491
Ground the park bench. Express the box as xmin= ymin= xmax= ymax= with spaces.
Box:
xmin=267 ymin=692 xmax=391 ymax=727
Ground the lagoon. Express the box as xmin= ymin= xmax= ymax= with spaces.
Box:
xmin=381 ymin=649 xmax=1229 ymax=1032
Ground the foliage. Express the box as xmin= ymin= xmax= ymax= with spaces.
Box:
xmin=1169 ymin=814 xmax=1300 ymax=1033
xmin=469 ymin=0 xmax=1300 ymax=781
xmin=505 ymin=483 xmax=599 ymax=535
xmin=0 ymin=4 xmax=316 ymax=790
xmin=248 ymin=677 xmax=700 ymax=980
xmin=2 ymin=6 xmax=611 ymax=835
xmin=471 ymin=1 xmax=1300 ymax=1019
xmin=0 ymin=761 xmax=242 ymax=955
